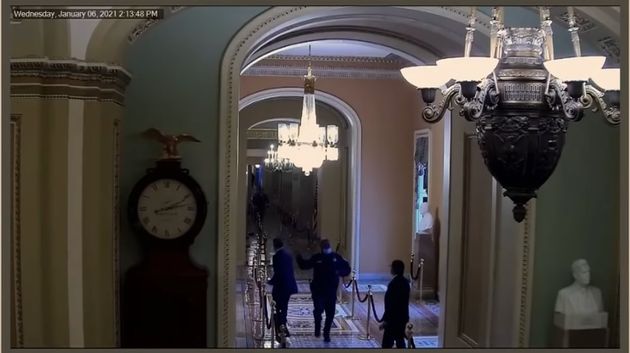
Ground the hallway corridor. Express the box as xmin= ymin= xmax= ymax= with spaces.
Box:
xmin=235 ymin=206 xmax=440 ymax=348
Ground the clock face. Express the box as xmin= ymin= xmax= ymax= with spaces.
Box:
xmin=136 ymin=178 xmax=198 ymax=239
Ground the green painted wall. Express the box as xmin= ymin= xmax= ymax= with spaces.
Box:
xmin=120 ymin=6 xmax=268 ymax=346
xmin=530 ymin=112 xmax=620 ymax=347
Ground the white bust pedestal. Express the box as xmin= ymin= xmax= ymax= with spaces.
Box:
xmin=553 ymin=312 xmax=609 ymax=347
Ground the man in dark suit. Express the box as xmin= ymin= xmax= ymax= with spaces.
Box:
xmin=267 ymin=238 xmax=298 ymax=341
xmin=296 ymin=239 xmax=351 ymax=343
xmin=380 ymin=259 xmax=410 ymax=348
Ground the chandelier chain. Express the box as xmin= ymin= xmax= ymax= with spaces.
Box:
xmin=566 ymin=7 xmax=582 ymax=57
xmin=464 ymin=6 xmax=477 ymax=57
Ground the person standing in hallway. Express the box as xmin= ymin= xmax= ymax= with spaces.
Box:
xmin=296 ymin=239 xmax=351 ymax=343
xmin=380 ymin=259 xmax=410 ymax=348
xmin=267 ymin=238 xmax=298 ymax=342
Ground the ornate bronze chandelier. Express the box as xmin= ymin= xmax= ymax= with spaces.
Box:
xmin=401 ymin=7 xmax=620 ymax=222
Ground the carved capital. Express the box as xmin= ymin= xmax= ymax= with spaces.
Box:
xmin=10 ymin=58 xmax=132 ymax=106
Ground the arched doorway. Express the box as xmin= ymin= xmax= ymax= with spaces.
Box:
xmin=218 ymin=8 xmax=466 ymax=345
xmin=238 ymin=88 xmax=362 ymax=270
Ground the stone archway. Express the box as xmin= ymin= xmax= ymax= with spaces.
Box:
xmin=217 ymin=6 xmax=479 ymax=346
xmin=239 ymin=88 xmax=362 ymax=271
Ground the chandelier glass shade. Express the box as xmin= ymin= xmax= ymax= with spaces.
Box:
xmin=435 ymin=57 xmax=500 ymax=82
xmin=543 ymin=56 xmax=606 ymax=82
xmin=400 ymin=66 xmax=449 ymax=89
xmin=264 ymin=143 xmax=293 ymax=171
xmin=591 ymin=68 xmax=621 ymax=91
xmin=275 ymin=61 xmax=339 ymax=176
xmin=400 ymin=6 xmax=621 ymax=222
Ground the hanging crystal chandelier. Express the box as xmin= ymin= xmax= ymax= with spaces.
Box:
xmin=276 ymin=46 xmax=339 ymax=176
xmin=264 ymin=143 xmax=293 ymax=171
xmin=400 ymin=6 xmax=621 ymax=222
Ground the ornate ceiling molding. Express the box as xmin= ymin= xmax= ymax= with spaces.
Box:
xmin=128 ymin=6 xmax=187 ymax=43
xmin=10 ymin=58 xmax=132 ymax=105
xmin=597 ymin=36 xmax=620 ymax=63
xmin=266 ymin=54 xmax=403 ymax=65
xmin=557 ymin=10 xmax=597 ymax=32
xmin=243 ymin=54 xmax=408 ymax=80
xmin=128 ymin=19 xmax=159 ymax=43
xmin=246 ymin=129 xmax=277 ymax=140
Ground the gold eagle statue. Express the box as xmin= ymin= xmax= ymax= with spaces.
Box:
xmin=143 ymin=128 xmax=201 ymax=160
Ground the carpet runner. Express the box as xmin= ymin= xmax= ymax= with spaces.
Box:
xmin=277 ymin=294 xmax=362 ymax=336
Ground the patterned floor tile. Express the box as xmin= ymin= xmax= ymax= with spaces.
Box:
xmin=413 ymin=335 xmax=438 ymax=348
xmin=282 ymin=335 xmax=380 ymax=348
xmin=343 ymin=283 xmax=388 ymax=293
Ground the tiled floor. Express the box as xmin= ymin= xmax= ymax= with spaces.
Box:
xmin=236 ymin=207 xmax=440 ymax=348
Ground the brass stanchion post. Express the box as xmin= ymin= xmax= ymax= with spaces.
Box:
xmin=253 ymin=269 xmax=265 ymax=341
xmin=405 ymin=323 xmax=416 ymax=348
xmin=345 ymin=270 xmax=357 ymax=319
xmin=260 ymin=272 xmax=267 ymax=336
xmin=359 ymin=285 xmax=373 ymax=340
xmin=270 ymin=299 xmax=276 ymax=349
xmin=419 ymin=258 xmax=425 ymax=303
xmin=338 ymin=280 xmax=346 ymax=304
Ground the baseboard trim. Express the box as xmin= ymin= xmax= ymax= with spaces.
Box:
xmin=412 ymin=286 xmax=436 ymax=292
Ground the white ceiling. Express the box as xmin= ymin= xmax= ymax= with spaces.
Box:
xmin=274 ymin=40 xmax=395 ymax=58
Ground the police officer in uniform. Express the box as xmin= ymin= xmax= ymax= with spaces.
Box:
xmin=296 ymin=239 xmax=351 ymax=343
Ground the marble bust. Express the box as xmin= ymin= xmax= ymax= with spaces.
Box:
xmin=555 ymin=259 xmax=603 ymax=315
xmin=417 ymin=202 xmax=433 ymax=235
xmin=554 ymin=259 xmax=607 ymax=330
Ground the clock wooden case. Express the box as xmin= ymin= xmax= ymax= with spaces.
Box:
xmin=122 ymin=158 xmax=209 ymax=348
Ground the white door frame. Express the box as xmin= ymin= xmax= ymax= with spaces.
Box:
xmin=411 ymin=128 xmax=431 ymax=249
xmin=218 ymin=6 xmax=487 ymax=346
xmin=239 ymin=88 xmax=362 ymax=272
xmin=437 ymin=112 xmax=451 ymax=347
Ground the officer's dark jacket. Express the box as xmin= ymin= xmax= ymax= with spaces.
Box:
xmin=297 ymin=252 xmax=351 ymax=295
xmin=383 ymin=274 xmax=410 ymax=324
xmin=268 ymin=248 xmax=298 ymax=298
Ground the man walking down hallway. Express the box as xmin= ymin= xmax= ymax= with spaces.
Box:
xmin=267 ymin=238 xmax=298 ymax=342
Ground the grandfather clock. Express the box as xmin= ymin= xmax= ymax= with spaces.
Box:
xmin=121 ymin=129 xmax=208 ymax=348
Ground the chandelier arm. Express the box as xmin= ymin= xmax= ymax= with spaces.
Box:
xmin=422 ymin=84 xmax=461 ymax=123
xmin=549 ymin=81 xmax=584 ymax=122
xmin=580 ymin=85 xmax=599 ymax=110
xmin=545 ymin=81 xmax=559 ymax=105
xmin=582 ymin=85 xmax=621 ymax=125
xmin=462 ymin=79 xmax=499 ymax=122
